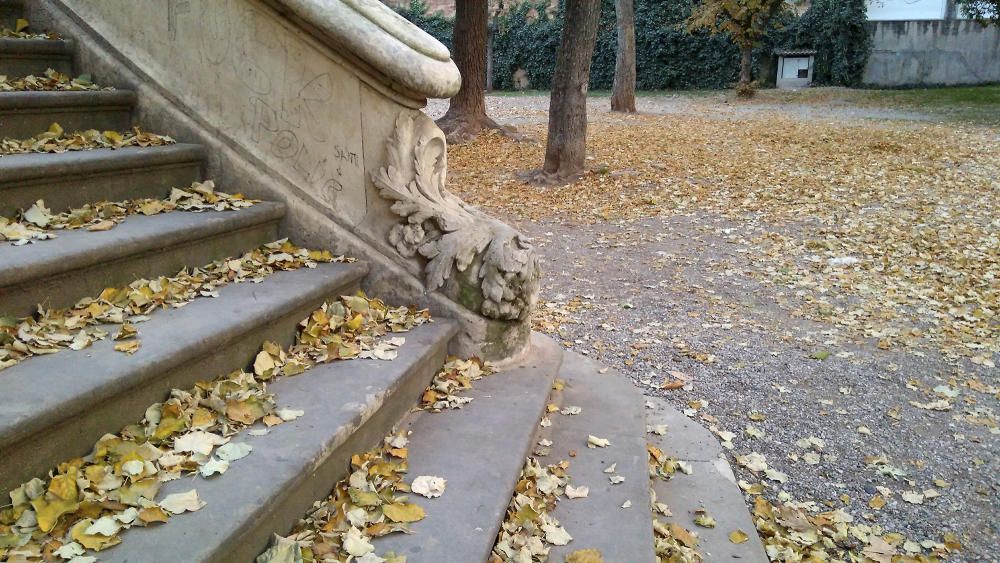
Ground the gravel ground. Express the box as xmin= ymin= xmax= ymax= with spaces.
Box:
xmin=424 ymin=91 xmax=935 ymax=125
xmin=424 ymin=93 xmax=999 ymax=561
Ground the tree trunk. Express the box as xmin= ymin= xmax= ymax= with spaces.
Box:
xmin=542 ymin=0 xmax=602 ymax=179
xmin=739 ymin=44 xmax=753 ymax=86
xmin=436 ymin=0 xmax=501 ymax=143
xmin=610 ymin=0 xmax=636 ymax=112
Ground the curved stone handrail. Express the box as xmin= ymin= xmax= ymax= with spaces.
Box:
xmin=276 ymin=0 xmax=461 ymax=99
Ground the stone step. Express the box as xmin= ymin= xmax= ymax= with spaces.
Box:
xmin=646 ymin=397 xmax=769 ymax=562
xmin=100 ymin=320 xmax=458 ymax=563
xmin=542 ymin=351 xmax=658 ymax=563
xmin=0 ymin=0 xmax=21 ymax=29
xmin=0 ymin=38 xmax=72 ymax=77
xmin=0 ymin=144 xmax=205 ymax=217
xmin=0 ymin=201 xmax=285 ymax=317
xmin=373 ymin=334 xmax=563 ymax=562
xmin=0 ymin=261 xmax=369 ymax=495
xmin=0 ymin=89 xmax=135 ymax=139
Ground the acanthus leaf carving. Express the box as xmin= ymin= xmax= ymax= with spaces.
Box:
xmin=371 ymin=113 xmax=539 ymax=321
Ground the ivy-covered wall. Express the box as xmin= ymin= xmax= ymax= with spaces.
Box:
xmin=394 ymin=0 xmax=870 ymax=91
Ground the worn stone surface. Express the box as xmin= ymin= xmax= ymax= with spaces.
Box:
xmin=0 ymin=38 xmax=73 ymax=75
xmin=542 ymin=351 xmax=658 ymax=563
xmin=0 ymin=202 xmax=284 ymax=316
xmin=0 ymin=262 xmax=368 ymax=495
xmin=646 ymin=397 xmax=769 ymax=562
xmin=56 ymin=0 xmax=370 ymax=226
xmin=34 ymin=0 xmax=533 ymax=359
xmin=0 ymin=89 xmax=135 ymax=139
xmin=0 ymin=144 xmax=205 ymax=217
xmin=373 ymin=333 xmax=562 ymax=562
xmin=102 ymin=321 xmax=457 ymax=563
xmin=274 ymin=0 xmax=460 ymax=98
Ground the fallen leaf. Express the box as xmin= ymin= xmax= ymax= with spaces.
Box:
xmin=382 ymin=502 xmax=425 ymax=523
xmin=587 ymin=435 xmax=611 ymax=448
xmin=565 ymin=548 xmax=604 ymax=563
xmin=729 ymin=529 xmax=749 ymax=544
xmin=159 ymin=489 xmax=206 ymax=514
xmin=411 ymin=475 xmax=446 ymax=498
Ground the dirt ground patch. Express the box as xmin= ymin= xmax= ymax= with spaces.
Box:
xmin=426 ymin=91 xmax=999 ymax=560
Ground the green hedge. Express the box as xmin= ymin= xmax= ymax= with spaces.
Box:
xmin=394 ymin=0 xmax=869 ymax=90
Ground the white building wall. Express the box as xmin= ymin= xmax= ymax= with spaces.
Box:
xmin=867 ymin=0 xmax=948 ymax=20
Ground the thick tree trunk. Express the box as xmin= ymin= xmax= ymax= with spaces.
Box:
xmin=542 ymin=0 xmax=602 ymax=180
xmin=739 ymin=44 xmax=753 ymax=86
xmin=436 ymin=0 xmax=502 ymax=143
xmin=610 ymin=0 xmax=636 ymax=113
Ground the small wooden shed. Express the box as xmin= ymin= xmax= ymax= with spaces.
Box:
xmin=775 ymin=49 xmax=817 ymax=89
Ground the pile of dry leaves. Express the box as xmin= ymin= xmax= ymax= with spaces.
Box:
xmin=1 ymin=290 xmax=431 ymax=561
xmin=491 ymin=458 xmax=574 ymax=562
xmin=1 ymin=123 xmax=175 ymax=156
xmin=0 ymin=68 xmax=109 ymax=92
xmin=0 ymin=19 xmax=58 ymax=39
xmin=0 ymin=240 xmax=347 ymax=371
xmin=1 ymin=180 xmax=257 ymax=245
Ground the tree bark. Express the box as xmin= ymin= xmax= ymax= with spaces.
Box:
xmin=610 ymin=0 xmax=636 ymax=112
xmin=542 ymin=0 xmax=602 ymax=180
xmin=436 ymin=0 xmax=502 ymax=143
xmin=738 ymin=44 xmax=753 ymax=86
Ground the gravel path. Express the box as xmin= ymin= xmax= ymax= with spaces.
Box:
xmin=425 ymin=91 xmax=936 ymax=124
xmin=425 ymin=93 xmax=999 ymax=561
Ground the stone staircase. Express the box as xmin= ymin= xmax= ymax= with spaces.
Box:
xmin=0 ymin=3 xmax=766 ymax=562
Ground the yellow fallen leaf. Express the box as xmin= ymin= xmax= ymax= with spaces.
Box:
xmin=382 ymin=502 xmax=425 ymax=523
xmin=669 ymin=523 xmax=698 ymax=547
xmin=114 ymin=340 xmax=141 ymax=355
xmin=869 ymin=494 xmax=886 ymax=510
xmin=48 ymin=472 xmax=79 ymax=501
xmin=138 ymin=506 xmax=170 ymax=524
xmin=226 ymin=397 xmax=266 ymax=424
xmin=565 ymin=549 xmax=604 ymax=563
xmin=15 ymin=18 xmax=29 ymax=32
xmin=729 ymin=529 xmax=750 ymax=544
xmin=103 ymin=130 xmax=124 ymax=145
xmin=253 ymin=350 xmax=277 ymax=378
xmin=31 ymin=496 xmax=80 ymax=533
xmin=70 ymin=519 xmax=121 ymax=551
xmin=346 ymin=313 xmax=365 ymax=331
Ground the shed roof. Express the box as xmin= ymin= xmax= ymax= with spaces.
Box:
xmin=774 ymin=49 xmax=818 ymax=56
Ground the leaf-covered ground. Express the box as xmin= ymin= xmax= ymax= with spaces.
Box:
xmin=426 ymin=91 xmax=998 ymax=560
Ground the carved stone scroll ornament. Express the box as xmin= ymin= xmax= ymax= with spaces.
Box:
xmin=372 ymin=113 xmax=539 ymax=321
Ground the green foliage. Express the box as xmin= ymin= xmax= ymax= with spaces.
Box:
xmin=775 ymin=0 xmax=871 ymax=86
xmin=491 ymin=0 xmax=741 ymax=90
xmin=393 ymin=0 xmax=870 ymax=90
xmin=393 ymin=0 xmax=453 ymax=50
xmin=956 ymin=0 xmax=1000 ymax=25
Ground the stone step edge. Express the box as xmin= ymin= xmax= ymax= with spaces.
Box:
xmin=0 ymin=262 xmax=369 ymax=494
xmin=371 ymin=333 xmax=563 ymax=562
xmin=542 ymin=350 xmax=659 ymax=563
xmin=645 ymin=396 xmax=770 ymax=562
xmin=0 ymin=89 xmax=136 ymax=110
xmin=0 ymin=201 xmax=285 ymax=291
xmin=100 ymin=321 xmax=458 ymax=563
xmin=0 ymin=37 xmax=72 ymax=55
xmin=0 ymin=144 xmax=204 ymax=186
